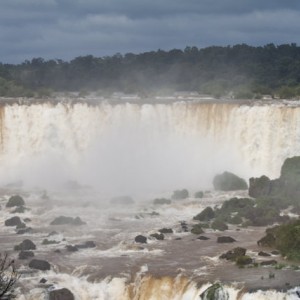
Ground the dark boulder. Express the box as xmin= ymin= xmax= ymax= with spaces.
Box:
xmin=42 ymin=239 xmax=59 ymax=245
xmin=258 ymin=251 xmax=271 ymax=257
xmin=191 ymin=224 xmax=204 ymax=235
xmin=153 ymin=198 xmax=171 ymax=205
xmin=260 ymin=260 xmax=277 ymax=266
xmin=5 ymin=216 xmax=23 ymax=227
xmin=197 ymin=236 xmax=210 ymax=240
xmin=49 ymin=288 xmax=74 ymax=300
xmin=211 ymin=219 xmax=228 ymax=231
xmin=220 ymin=247 xmax=246 ymax=260
xmin=158 ymin=228 xmax=173 ymax=234
xmin=75 ymin=241 xmax=96 ymax=249
xmin=6 ymin=195 xmax=25 ymax=207
xmin=39 ymin=278 xmax=47 ymax=284
xmin=213 ymin=171 xmax=248 ymax=191
xmin=29 ymin=259 xmax=51 ymax=271
xmin=193 ymin=206 xmax=215 ymax=222
xmin=200 ymin=283 xmax=228 ymax=300
xmin=217 ymin=236 xmax=236 ymax=243
xmin=171 ymin=189 xmax=189 ymax=200
xmin=19 ymin=251 xmax=34 ymax=260
xmin=66 ymin=245 xmax=78 ymax=252
xmin=17 ymin=227 xmax=32 ymax=234
xmin=249 ymin=175 xmax=272 ymax=198
xmin=50 ymin=216 xmax=85 ymax=226
xmin=257 ymin=233 xmax=276 ymax=247
xmin=236 ymin=255 xmax=253 ymax=266
xmin=16 ymin=222 xmax=26 ymax=229
xmin=150 ymin=233 xmax=164 ymax=240
xmin=135 ymin=235 xmax=147 ymax=243
xmin=14 ymin=239 xmax=36 ymax=251
xmin=194 ymin=191 xmax=204 ymax=198
xmin=11 ymin=206 xmax=28 ymax=213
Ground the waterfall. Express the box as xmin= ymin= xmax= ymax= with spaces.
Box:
xmin=0 ymin=100 xmax=299 ymax=194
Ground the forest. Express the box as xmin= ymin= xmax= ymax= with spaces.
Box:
xmin=1 ymin=43 xmax=300 ymax=99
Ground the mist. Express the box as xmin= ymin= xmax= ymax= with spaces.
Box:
xmin=0 ymin=101 xmax=251 ymax=196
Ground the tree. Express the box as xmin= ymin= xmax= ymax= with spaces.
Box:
xmin=0 ymin=253 xmax=19 ymax=299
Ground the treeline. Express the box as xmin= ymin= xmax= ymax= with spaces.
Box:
xmin=1 ymin=43 xmax=300 ymax=99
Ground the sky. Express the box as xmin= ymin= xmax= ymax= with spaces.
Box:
xmin=1 ymin=0 xmax=300 ymax=63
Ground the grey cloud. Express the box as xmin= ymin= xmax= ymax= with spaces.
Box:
xmin=1 ymin=1 xmax=300 ymax=63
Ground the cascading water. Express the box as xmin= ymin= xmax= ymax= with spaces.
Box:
xmin=0 ymin=99 xmax=299 ymax=193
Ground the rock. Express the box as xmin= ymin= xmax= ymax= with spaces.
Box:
xmin=191 ymin=224 xmax=204 ymax=235
xmin=5 ymin=216 xmax=23 ymax=227
xmin=134 ymin=235 xmax=147 ymax=243
xmin=220 ymin=247 xmax=247 ymax=260
xmin=110 ymin=196 xmax=134 ymax=205
xmin=211 ymin=219 xmax=228 ymax=231
xmin=39 ymin=278 xmax=47 ymax=284
xmin=158 ymin=228 xmax=173 ymax=234
xmin=75 ymin=241 xmax=96 ymax=249
xmin=257 ymin=233 xmax=276 ymax=247
xmin=217 ymin=236 xmax=236 ymax=243
xmin=42 ymin=239 xmax=59 ymax=245
xmin=175 ymin=237 xmax=182 ymax=240
xmin=49 ymin=288 xmax=74 ymax=300
xmin=29 ymin=259 xmax=51 ymax=271
xmin=14 ymin=239 xmax=36 ymax=251
xmin=150 ymin=233 xmax=164 ymax=240
xmin=17 ymin=227 xmax=32 ymax=234
xmin=193 ymin=207 xmax=215 ymax=221
xmin=48 ymin=231 xmax=59 ymax=236
xmin=249 ymin=175 xmax=272 ymax=198
xmin=213 ymin=171 xmax=248 ymax=191
xmin=171 ymin=189 xmax=189 ymax=200
xmin=153 ymin=198 xmax=171 ymax=205
xmin=24 ymin=218 xmax=31 ymax=222
xmin=271 ymin=250 xmax=280 ymax=255
xmin=194 ymin=191 xmax=204 ymax=198
xmin=200 ymin=283 xmax=229 ymax=300
xmin=16 ymin=222 xmax=26 ymax=229
xmin=54 ymin=249 xmax=61 ymax=253
xmin=260 ymin=260 xmax=277 ymax=266
xmin=197 ymin=236 xmax=210 ymax=240
xmin=11 ymin=206 xmax=27 ymax=213
xmin=18 ymin=251 xmax=34 ymax=260
xmin=258 ymin=251 xmax=271 ymax=257
xmin=6 ymin=195 xmax=25 ymax=207
xmin=236 ymin=255 xmax=253 ymax=266
xmin=66 ymin=245 xmax=78 ymax=252
xmin=50 ymin=216 xmax=85 ymax=226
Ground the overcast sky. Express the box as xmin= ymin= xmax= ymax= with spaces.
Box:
xmin=1 ymin=0 xmax=300 ymax=63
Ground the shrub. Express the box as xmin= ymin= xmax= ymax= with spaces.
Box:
xmin=0 ymin=253 xmax=20 ymax=298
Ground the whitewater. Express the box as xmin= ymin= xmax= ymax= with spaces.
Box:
xmin=1 ymin=98 xmax=300 ymax=299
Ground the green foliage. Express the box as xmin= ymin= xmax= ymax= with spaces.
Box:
xmin=1 ymin=44 xmax=300 ymax=96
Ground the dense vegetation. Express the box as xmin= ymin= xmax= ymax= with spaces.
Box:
xmin=1 ymin=43 xmax=300 ymax=98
